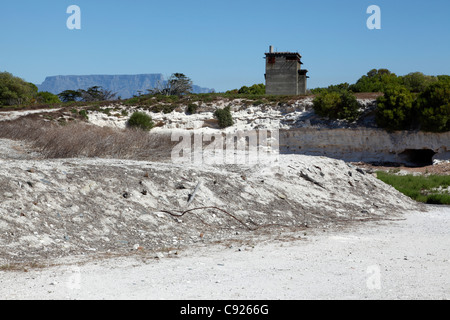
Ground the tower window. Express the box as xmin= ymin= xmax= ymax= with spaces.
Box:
xmin=286 ymin=56 xmax=299 ymax=61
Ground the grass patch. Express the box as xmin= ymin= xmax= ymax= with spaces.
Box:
xmin=0 ymin=118 xmax=175 ymax=160
xmin=376 ymin=171 xmax=450 ymax=204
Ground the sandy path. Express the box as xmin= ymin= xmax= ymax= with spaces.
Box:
xmin=0 ymin=205 xmax=448 ymax=300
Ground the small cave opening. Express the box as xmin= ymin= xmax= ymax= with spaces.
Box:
xmin=399 ymin=149 xmax=436 ymax=167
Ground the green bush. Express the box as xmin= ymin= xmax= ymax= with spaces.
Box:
xmin=186 ymin=103 xmax=198 ymax=114
xmin=127 ymin=112 xmax=154 ymax=131
xmin=375 ymin=85 xmax=415 ymax=130
xmin=226 ymin=84 xmax=266 ymax=95
xmin=350 ymin=69 xmax=401 ymax=93
xmin=0 ymin=71 xmax=38 ymax=106
xmin=78 ymin=110 xmax=89 ymax=120
xmin=310 ymin=83 xmax=350 ymax=95
xmin=313 ymin=91 xmax=361 ymax=122
xmin=36 ymin=91 xmax=61 ymax=104
xmin=124 ymin=96 xmax=140 ymax=105
xmin=416 ymin=80 xmax=450 ymax=132
xmin=214 ymin=106 xmax=234 ymax=128
xmin=151 ymin=104 xmax=176 ymax=114
xmin=400 ymin=72 xmax=438 ymax=93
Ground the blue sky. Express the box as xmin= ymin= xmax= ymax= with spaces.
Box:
xmin=0 ymin=0 xmax=449 ymax=92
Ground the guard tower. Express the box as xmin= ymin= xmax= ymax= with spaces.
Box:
xmin=265 ymin=45 xmax=308 ymax=95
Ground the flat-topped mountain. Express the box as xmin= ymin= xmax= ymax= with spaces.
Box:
xmin=37 ymin=74 xmax=213 ymax=99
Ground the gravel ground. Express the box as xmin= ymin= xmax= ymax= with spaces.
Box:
xmin=0 ymin=205 xmax=448 ymax=300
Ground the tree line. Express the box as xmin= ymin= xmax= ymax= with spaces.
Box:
xmin=0 ymin=72 xmax=195 ymax=106
xmin=311 ymin=69 xmax=450 ymax=132
xmin=1 ymin=69 xmax=448 ymax=132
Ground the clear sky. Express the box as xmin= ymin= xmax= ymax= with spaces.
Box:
xmin=1 ymin=0 xmax=449 ymax=92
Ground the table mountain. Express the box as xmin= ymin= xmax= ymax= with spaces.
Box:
xmin=37 ymin=74 xmax=213 ymax=99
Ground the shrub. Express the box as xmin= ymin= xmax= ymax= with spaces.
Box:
xmin=0 ymin=71 xmax=38 ymax=106
xmin=400 ymin=72 xmax=438 ymax=93
xmin=151 ymin=104 xmax=176 ymax=114
xmin=226 ymin=83 xmax=266 ymax=95
xmin=313 ymin=91 xmax=361 ymax=122
xmin=127 ymin=112 xmax=154 ymax=131
xmin=415 ymin=80 xmax=450 ymax=132
xmin=124 ymin=96 xmax=140 ymax=105
xmin=350 ymin=69 xmax=401 ymax=93
xmin=186 ymin=103 xmax=198 ymax=114
xmin=163 ymin=105 xmax=177 ymax=114
xmin=214 ymin=106 xmax=234 ymax=128
xmin=239 ymin=84 xmax=266 ymax=95
xmin=36 ymin=91 xmax=61 ymax=104
xmin=313 ymin=92 xmax=341 ymax=117
xmin=375 ymin=85 xmax=415 ymax=130
xmin=252 ymin=100 xmax=264 ymax=106
xmin=310 ymin=83 xmax=350 ymax=95
xmin=78 ymin=110 xmax=89 ymax=120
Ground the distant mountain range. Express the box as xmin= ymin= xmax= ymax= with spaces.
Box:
xmin=37 ymin=74 xmax=214 ymax=99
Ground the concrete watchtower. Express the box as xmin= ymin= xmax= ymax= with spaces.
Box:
xmin=265 ymin=45 xmax=308 ymax=95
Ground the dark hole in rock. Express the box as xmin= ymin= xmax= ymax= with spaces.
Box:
xmin=399 ymin=149 xmax=436 ymax=167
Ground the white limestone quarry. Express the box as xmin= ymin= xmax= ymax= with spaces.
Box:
xmin=86 ymin=98 xmax=450 ymax=165
xmin=281 ymin=128 xmax=450 ymax=163
xmin=1 ymin=100 xmax=448 ymax=300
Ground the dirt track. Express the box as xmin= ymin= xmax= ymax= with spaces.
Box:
xmin=0 ymin=205 xmax=448 ymax=300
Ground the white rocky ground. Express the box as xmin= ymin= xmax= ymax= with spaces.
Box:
xmin=0 ymin=139 xmax=420 ymax=265
xmin=0 ymin=104 xmax=448 ymax=300
xmin=85 ymin=98 xmax=376 ymax=132
xmin=0 ymin=206 xmax=448 ymax=300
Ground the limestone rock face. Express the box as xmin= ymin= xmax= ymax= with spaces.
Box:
xmin=280 ymin=128 xmax=450 ymax=165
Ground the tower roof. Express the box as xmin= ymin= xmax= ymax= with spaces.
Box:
xmin=265 ymin=51 xmax=302 ymax=58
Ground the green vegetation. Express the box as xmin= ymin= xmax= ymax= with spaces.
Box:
xmin=214 ymin=106 xmax=234 ymax=128
xmin=416 ymin=80 xmax=450 ymax=132
xmin=148 ymin=73 xmax=193 ymax=97
xmin=348 ymin=69 xmax=440 ymax=94
xmin=58 ymin=90 xmax=82 ymax=102
xmin=376 ymin=171 xmax=450 ymax=204
xmin=401 ymin=72 xmax=438 ymax=93
xmin=1 ymin=69 xmax=448 ymax=133
xmin=311 ymin=69 xmax=449 ymax=132
xmin=127 ymin=112 xmax=154 ymax=131
xmin=375 ymin=85 xmax=415 ymax=130
xmin=0 ymin=72 xmax=38 ymax=106
xmin=313 ymin=90 xmax=361 ymax=122
xmin=58 ymin=86 xmax=116 ymax=102
xmin=186 ymin=103 xmax=198 ymax=114
xmin=78 ymin=109 xmax=89 ymax=120
xmin=226 ymin=83 xmax=266 ymax=95
xmin=350 ymin=69 xmax=401 ymax=93
xmin=310 ymin=83 xmax=350 ymax=95
xmin=36 ymin=91 xmax=61 ymax=104
xmin=375 ymin=77 xmax=450 ymax=132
